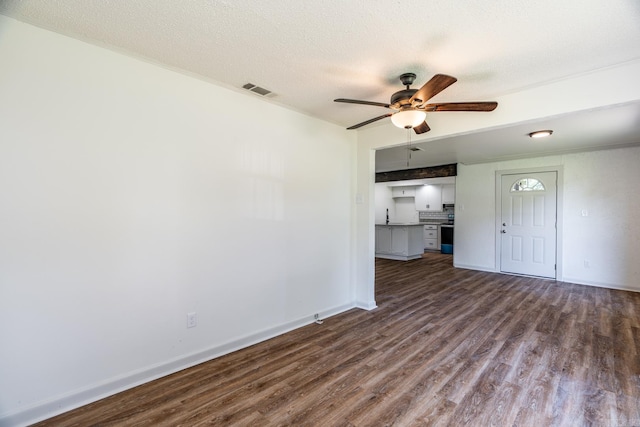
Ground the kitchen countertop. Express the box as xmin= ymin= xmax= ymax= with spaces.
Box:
xmin=375 ymin=221 xmax=454 ymax=226
xmin=375 ymin=222 xmax=425 ymax=226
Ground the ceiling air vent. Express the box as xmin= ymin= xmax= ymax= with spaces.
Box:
xmin=242 ymin=83 xmax=273 ymax=96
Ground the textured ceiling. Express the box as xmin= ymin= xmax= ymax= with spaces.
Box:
xmin=2 ymin=0 xmax=640 ymax=170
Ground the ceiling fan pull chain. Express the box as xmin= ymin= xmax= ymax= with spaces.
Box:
xmin=407 ymin=128 xmax=412 ymax=167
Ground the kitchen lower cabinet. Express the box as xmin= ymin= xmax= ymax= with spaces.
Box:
xmin=375 ymin=224 xmax=424 ymax=261
xmin=375 ymin=226 xmax=392 ymax=254
xmin=423 ymin=224 xmax=440 ymax=251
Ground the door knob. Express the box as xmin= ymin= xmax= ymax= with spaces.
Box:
xmin=502 ymin=223 xmax=506 ymax=226
xmin=501 ymin=230 xmax=506 ymax=234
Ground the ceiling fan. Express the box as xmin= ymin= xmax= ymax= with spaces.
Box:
xmin=335 ymin=73 xmax=498 ymax=134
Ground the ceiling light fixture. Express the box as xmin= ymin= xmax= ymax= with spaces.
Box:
xmin=391 ymin=108 xmax=427 ymax=129
xmin=528 ymin=130 xmax=553 ymax=138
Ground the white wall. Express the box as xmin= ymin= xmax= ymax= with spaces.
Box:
xmin=374 ymin=183 xmax=394 ymax=224
xmin=455 ymin=146 xmax=640 ymax=291
xmin=393 ymin=198 xmax=419 ymax=223
xmin=0 ymin=17 xmax=356 ymax=425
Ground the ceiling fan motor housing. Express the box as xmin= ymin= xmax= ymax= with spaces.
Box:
xmin=390 ymin=73 xmax=419 ymax=109
xmin=390 ymin=89 xmax=418 ymax=109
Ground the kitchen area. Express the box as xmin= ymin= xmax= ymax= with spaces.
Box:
xmin=374 ymin=177 xmax=455 ymax=261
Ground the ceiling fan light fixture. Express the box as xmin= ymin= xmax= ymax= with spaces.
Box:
xmin=391 ymin=109 xmax=427 ymax=129
xmin=528 ymin=130 xmax=553 ymax=138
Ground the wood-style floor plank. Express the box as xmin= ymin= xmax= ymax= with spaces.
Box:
xmin=33 ymin=253 xmax=640 ymax=426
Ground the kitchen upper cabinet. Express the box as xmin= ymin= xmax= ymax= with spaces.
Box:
xmin=415 ymin=184 xmax=442 ymax=211
xmin=391 ymin=187 xmax=415 ymax=198
xmin=442 ymin=184 xmax=455 ymax=204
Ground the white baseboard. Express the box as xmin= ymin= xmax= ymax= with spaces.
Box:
xmin=0 ymin=303 xmax=356 ymax=427
xmin=354 ymin=300 xmax=378 ymax=310
xmin=452 ymin=262 xmax=497 ymax=273
xmin=561 ymin=276 xmax=640 ymax=293
xmin=453 ymin=263 xmax=640 ymax=294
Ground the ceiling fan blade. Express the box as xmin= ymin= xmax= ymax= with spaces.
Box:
xmin=424 ymin=102 xmax=498 ymax=112
xmin=346 ymin=113 xmax=393 ymax=130
xmin=413 ymin=121 xmax=431 ymax=134
xmin=334 ymin=98 xmax=391 ymax=109
xmin=409 ymin=74 xmax=458 ymax=106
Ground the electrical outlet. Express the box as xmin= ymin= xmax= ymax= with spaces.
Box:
xmin=187 ymin=312 xmax=197 ymax=328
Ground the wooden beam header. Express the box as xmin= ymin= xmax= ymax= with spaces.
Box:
xmin=375 ymin=164 xmax=457 ymax=183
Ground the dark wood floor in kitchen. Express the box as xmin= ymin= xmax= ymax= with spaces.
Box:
xmin=35 ymin=253 xmax=640 ymax=426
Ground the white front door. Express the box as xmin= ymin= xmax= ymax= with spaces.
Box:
xmin=500 ymin=171 xmax=557 ymax=278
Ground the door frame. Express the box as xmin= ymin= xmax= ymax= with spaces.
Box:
xmin=494 ymin=166 xmax=564 ymax=280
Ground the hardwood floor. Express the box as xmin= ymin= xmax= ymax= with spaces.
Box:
xmin=35 ymin=253 xmax=640 ymax=426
